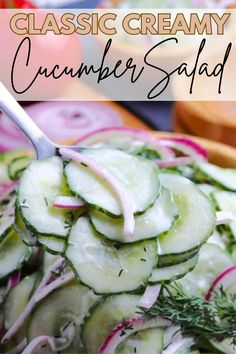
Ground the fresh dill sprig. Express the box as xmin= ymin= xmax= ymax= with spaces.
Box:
xmin=140 ymin=283 xmax=236 ymax=345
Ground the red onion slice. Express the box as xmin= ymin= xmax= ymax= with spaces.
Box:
xmin=0 ymin=216 xmax=14 ymax=236
xmin=34 ymin=272 xmax=75 ymax=303
xmin=0 ymin=102 xmax=122 ymax=151
xmin=76 ymin=127 xmax=174 ymax=159
xmin=7 ymin=271 xmax=21 ymax=292
xmin=139 ymin=285 xmax=161 ymax=309
xmin=1 ymin=257 xmax=65 ymax=344
xmin=21 ymin=336 xmax=56 ymax=354
xmin=59 ymin=148 xmax=135 ymax=238
xmin=53 ymin=196 xmax=85 ymax=209
xmin=156 ymin=156 xmax=194 ymax=168
xmin=205 ymin=265 xmax=236 ymax=301
xmin=163 ymin=337 xmax=194 ymax=354
xmin=99 ymin=316 xmax=171 ymax=354
xmin=216 ymin=211 xmax=234 ymax=225
xmin=5 ymin=338 xmax=27 ymax=354
xmin=0 ymin=181 xmax=17 ymax=203
xmin=159 ymin=137 xmax=208 ymax=160
xmin=164 ymin=325 xmax=182 ymax=348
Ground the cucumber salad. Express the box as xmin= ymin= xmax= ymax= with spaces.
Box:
xmin=1 ymin=127 xmax=236 ymax=353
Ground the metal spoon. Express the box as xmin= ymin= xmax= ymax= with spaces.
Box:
xmin=0 ymin=82 xmax=83 ymax=159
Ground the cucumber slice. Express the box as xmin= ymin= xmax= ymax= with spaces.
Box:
xmin=90 ymin=187 xmax=178 ymax=243
xmin=0 ymin=150 xmax=31 ymax=183
xmin=66 ymin=217 xmax=157 ymax=294
xmin=37 ymin=236 xmax=66 ymax=255
xmin=178 ymin=243 xmax=233 ymax=296
xmin=157 ymin=173 xmax=216 ymax=266
xmin=197 ymin=184 xmax=218 ymax=197
xmin=4 ymin=273 xmax=38 ymax=329
xmin=65 ymin=148 xmax=159 ymax=217
xmin=149 ymin=254 xmax=199 ymax=284
xmin=14 ymin=205 xmax=37 ymax=246
xmin=81 ymin=294 xmax=140 ymax=354
xmin=207 ymin=229 xmax=227 ymax=250
xmin=0 ymin=228 xmax=31 ymax=279
xmin=43 ymin=252 xmax=59 ymax=272
xmin=115 ymin=327 xmax=164 ymax=354
xmin=27 ymin=283 xmax=99 ymax=354
xmin=15 ymin=205 xmax=66 ymax=254
xmin=18 ymin=157 xmax=72 ymax=238
xmin=8 ymin=156 xmax=32 ymax=180
xmin=196 ymin=162 xmax=236 ymax=191
xmin=213 ymin=191 xmax=236 ymax=240
xmin=211 ymin=339 xmax=236 ymax=354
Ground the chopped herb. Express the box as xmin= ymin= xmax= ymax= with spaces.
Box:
xmin=118 ymin=269 xmax=124 ymax=277
xmin=23 ymin=199 xmax=26 ymax=204
xmin=41 ymin=344 xmax=47 ymax=348
xmin=64 ymin=225 xmax=71 ymax=229
xmin=21 ymin=205 xmax=29 ymax=209
xmin=140 ymin=283 xmax=236 ymax=345
xmin=67 ymin=212 xmax=75 ymax=222
xmin=62 ymin=321 xmax=71 ymax=332
xmin=140 ymin=258 xmax=147 ymax=262
xmin=81 ymin=162 xmax=88 ymax=167
xmin=143 ymin=247 xmax=147 ymax=252
xmin=114 ymin=243 xmax=122 ymax=250
xmin=125 ymin=323 xmax=134 ymax=330
xmin=134 ymin=347 xmax=137 ymax=353
xmin=44 ymin=197 xmax=49 ymax=207
xmin=64 ymin=220 xmax=72 ymax=229
xmin=120 ymin=330 xmax=126 ymax=337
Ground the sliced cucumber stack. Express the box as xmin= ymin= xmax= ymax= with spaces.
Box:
xmin=157 ymin=173 xmax=216 ymax=266
xmin=65 ymin=148 xmax=160 ymax=217
xmin=90 ymin=187 xmax=178 ymax=243
xmin=27 ymin=283 xmax=99 ymax=353
xmin=17 ymin=157 xmax=73 ymax=239
xmin=3 ymin=132 xmax=236 ymax=354
xmin=66 ymin=217 xmax=157 ymax=294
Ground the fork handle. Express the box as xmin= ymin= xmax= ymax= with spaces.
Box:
xmin=0 ymin=82 xmax=56 ymax=159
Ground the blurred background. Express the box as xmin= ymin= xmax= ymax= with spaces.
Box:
xmin=0 ymin=0 xmax=236 ymax=151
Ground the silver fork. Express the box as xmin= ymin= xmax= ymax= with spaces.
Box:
xmin=0 ymin=82 xmax=84 ymax=159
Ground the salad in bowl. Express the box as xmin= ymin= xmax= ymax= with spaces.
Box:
xmin=0 ymin=127 xmax=236 ymax=353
